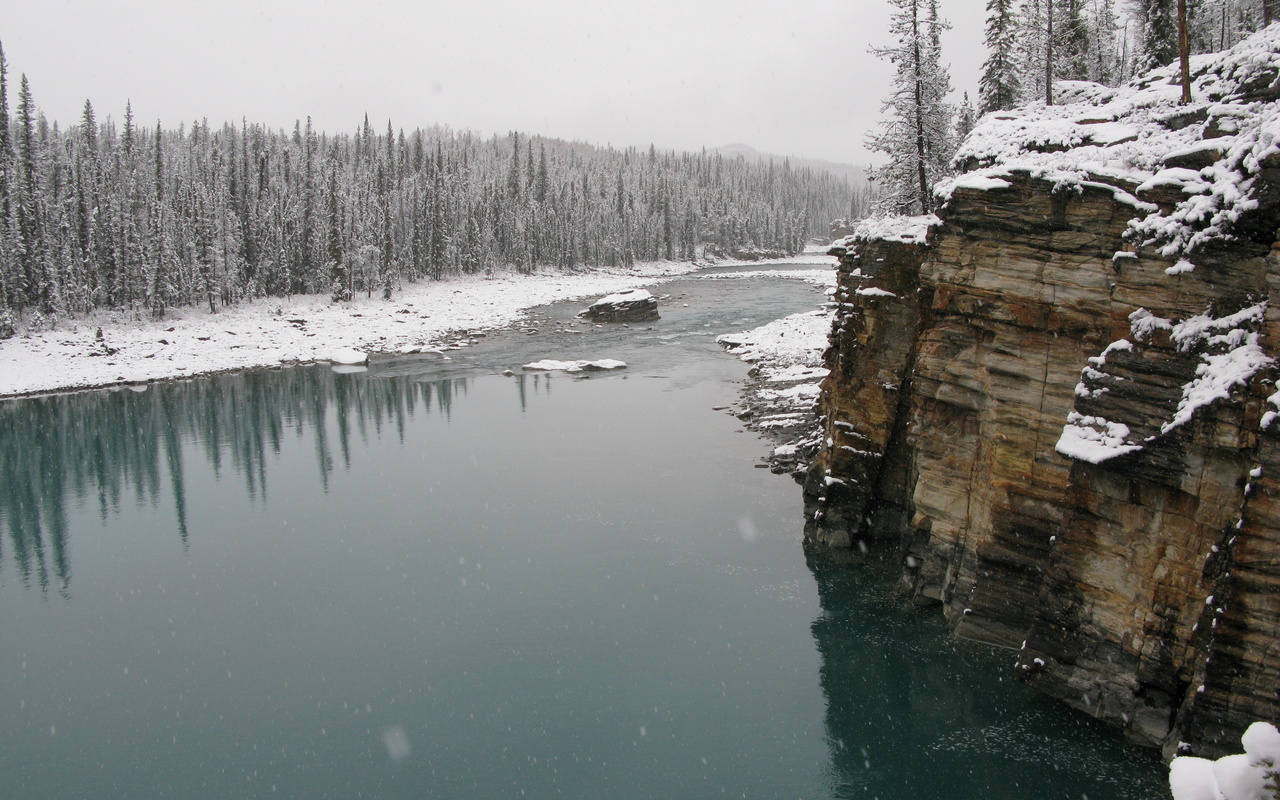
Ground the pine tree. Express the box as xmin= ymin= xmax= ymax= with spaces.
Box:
xmin=15 ymin=74 xmax=41 ymax=309
xmin=866 ymin=0 xmax=955 ymax=214
xmin=536 ymin=143 xmax=549 ymax=204
xmin=507 ymin=132 xmax=521 ymax=199
xmin=327 ymin=162 xmax=348 ymax=302
xmin=0 ymin=41 xmax=13 ymax=315
xmin=81 ymin=99 xmax=97 ymax=154
xmin=1058 ymin=0 xmax=1093 ymax=81
xmin=1178 ymin=0 xmax=1192 ymax=103
xmin=1133 ymin=0 xmax=1179 ymax=72
xmin=149 ymin=122 xmax=170 ymax=318
xmin=122 ymin=101 xmax=134 ymax=157
xmin=1018 ymin=0 xmax=1049 ymax=102
xmin=954 ymin=93 xmax=977 ymax=144
xmin=1088 ymin=0 xmax=1120 ymax=85
xmin=980 ymin=0 xmax=1022 ymax=113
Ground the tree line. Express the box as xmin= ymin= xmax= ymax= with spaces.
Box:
xmin=0 ymin=44 xmax=852 ymax=329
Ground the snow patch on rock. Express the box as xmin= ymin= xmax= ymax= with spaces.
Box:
xmin=1056 ymin=411 xmax=1145 ymax=464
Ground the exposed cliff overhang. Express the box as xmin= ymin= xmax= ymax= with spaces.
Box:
xmin=809 ymin=27 xmax=1280 ymax=759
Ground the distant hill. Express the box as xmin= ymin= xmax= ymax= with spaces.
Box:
xmin=711 ymin=143 xmax=868 ymax=184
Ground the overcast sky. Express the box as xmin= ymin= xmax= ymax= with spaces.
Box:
xmin=4 ymin=0 xmax=986 ymax=167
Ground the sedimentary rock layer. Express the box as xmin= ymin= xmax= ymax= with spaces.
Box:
xmin=806 ymin=29 xmax=1280 ymax=757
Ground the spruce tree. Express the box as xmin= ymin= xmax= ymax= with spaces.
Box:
xmin=0 ymin=41 xmax=13 ymax=315
xmin=979 ymin=0 xmax=1021 ymax=113
xmin=15 ymin=74 xmax=41 ymax=308
xmin=1088 ymin=0 xmax=1120 ymax=84
xmin=954 ymin=93 xmax=977 ymax=144
xmin=1058 ymin=0 xmax=1092 ymax=81
xmin=327 ymin=163 xmax=349 ymax=302
xmin=1133 ymin=0 xmax=1179 ymax=72
xmin=122 ymin=101 xmax=134 ymax=156
xmin=866 ymin=0 xmax=955 ymax=214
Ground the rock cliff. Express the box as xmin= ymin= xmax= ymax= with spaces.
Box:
xmin=805 ymin=28 xmax=1280 ymax=759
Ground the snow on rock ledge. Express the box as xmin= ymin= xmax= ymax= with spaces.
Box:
xmin=1055 ymin=411 xmax=1144 ymax=464
xmin=830 ymin=214 xmax=941 ymax=252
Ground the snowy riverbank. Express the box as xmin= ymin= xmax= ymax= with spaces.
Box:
xmin=717 ymin=277 xmax=838 ymax=478
xmin=0 ymin=254 xmax=834 ymax=398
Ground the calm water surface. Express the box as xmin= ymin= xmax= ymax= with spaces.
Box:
xmin=0 ymin=267 xmax=1165 ymax=799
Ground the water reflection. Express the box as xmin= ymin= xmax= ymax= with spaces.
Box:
xmin=806 ymin=545 xmax=1165 ymax=799
xmin=0 ymin=365 xmax=499 ymax=592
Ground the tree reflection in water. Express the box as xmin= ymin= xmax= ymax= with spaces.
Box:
xmin=0 ymin=364 xmax=546 ymax=593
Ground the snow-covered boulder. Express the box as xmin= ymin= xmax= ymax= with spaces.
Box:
xmin=521 ymin=359 xmax=627 ymax=373
xmin=579 ymin=289 xmax=659 ymax=323
xmin=326 ymin=347 xmax=368 ymax=365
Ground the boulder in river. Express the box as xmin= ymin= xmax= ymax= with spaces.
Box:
xmin=521 ymin=359 xmax=627 ymax=373
xmin=579 ymin=289 xmax=659 ymax=322
xmin=326 ymin=347 xmax=368 ymax=365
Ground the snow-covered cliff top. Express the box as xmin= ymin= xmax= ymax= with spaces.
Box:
xmin=940 ymin=23 xmax=1280 ymax=258
xmin=829 ymin=213 xmax=941 ymax=249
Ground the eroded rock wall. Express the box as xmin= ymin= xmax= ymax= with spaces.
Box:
xmin=806 ymin=170 xmax=1280 ymax=756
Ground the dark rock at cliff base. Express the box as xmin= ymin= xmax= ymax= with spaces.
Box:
xmin=805 ymin=27 xmax=1280 ymax=760
xmin=579 ymin=289 xmax=660 ymax=323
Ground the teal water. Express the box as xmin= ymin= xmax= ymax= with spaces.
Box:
xmin=0 ymin=269 xmax=1166 ymax=799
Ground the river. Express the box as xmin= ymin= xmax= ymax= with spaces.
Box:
xmin=0 ymin=265 xmax=1165 ymax=799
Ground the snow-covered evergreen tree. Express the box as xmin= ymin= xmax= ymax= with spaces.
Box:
xmin=980 ymin=0 xmax=1022 ymax=113
xmin=0 ymin=41 xmax=13 ymax=316
xmin=1018 ymin=0 xmax=1049 ymax=102
xmin=866 ymin=0 xmax=955 ymax=214
xmin=954 ymin=93 xmax=977 ymax=144
xmin=1088 ymin=0 xmax=1120 ymax=84
xmin=1058 ymin=0 xmax=1094 ymax=80
xmin=1132 ymin=0 xmax=1179 ymax=71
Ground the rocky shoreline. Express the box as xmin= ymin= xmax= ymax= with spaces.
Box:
xmin=716 ymin=306 xmax=836 ymax=480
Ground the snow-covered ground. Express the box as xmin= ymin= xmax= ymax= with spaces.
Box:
xmin=0 ymin=256 xmax=836 ymax=398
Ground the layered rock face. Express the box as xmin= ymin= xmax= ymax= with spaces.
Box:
xmin=806 ymin=30 xmax=1280 ymax=758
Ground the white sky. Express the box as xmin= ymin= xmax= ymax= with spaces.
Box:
xmin=3 ymin=0 xmax=986 ymax=167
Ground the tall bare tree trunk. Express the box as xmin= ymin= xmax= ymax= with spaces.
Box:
xmin=1045 ymin=0 xmax=1055 ymax=105
xmin=913 ymin=1 xmax=929 ymax=213
xmin=1178 ymin=0 xmax=1191 ymax=104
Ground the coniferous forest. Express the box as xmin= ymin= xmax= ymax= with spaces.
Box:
xmin=0 ymin=45 xmax=852 ymax=327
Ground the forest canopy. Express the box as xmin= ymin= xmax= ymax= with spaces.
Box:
xmin=0 ymin=46 xmax=852 ymax=327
